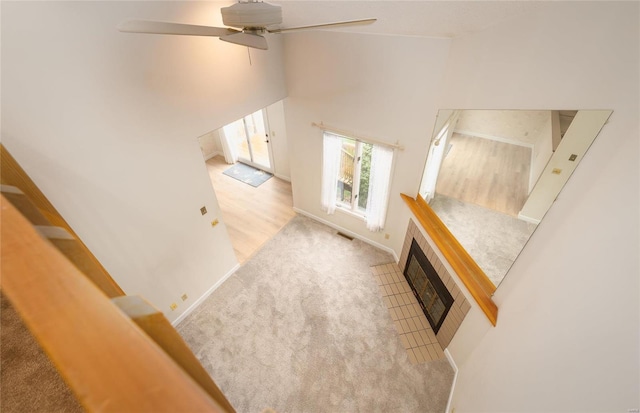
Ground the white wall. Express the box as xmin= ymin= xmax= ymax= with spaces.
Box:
xmin=1 ymin=1 xmax=287 ymax=322
xmin=439 ymin=2 xmax=639 ymax=411
xmin=455 ymin=109 xmax=548 ymax=146
xmin=283 ymin=31 xmax=451 ymax=254
xmin=197 ymin=130 xmax=222 ymax=160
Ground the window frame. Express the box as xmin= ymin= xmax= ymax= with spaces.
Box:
xmin=336 ymin=137 xmax=367 ymax=216
xmin=321 ymin=128 xmax=397 ymax=231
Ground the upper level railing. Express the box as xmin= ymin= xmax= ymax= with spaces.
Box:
xmin=1 ymin=144 xmax=236 ymax=412
xmin=2 ymin=197 xmax=229 ymax=412
xmin=0 ymin=145 xmax=124 ymax=298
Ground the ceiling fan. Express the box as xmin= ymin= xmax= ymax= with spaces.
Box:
xmin=118 ymin=0 xmax=376 ymax=50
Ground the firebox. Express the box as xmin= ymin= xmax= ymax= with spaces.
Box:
xmin=403 ymin=239 xmax=454 ymax=334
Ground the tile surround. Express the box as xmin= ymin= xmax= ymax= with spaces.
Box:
xmin=371 ymin=218 xmax=471 ymax=363
xmin=370 ymin=262 xmax=445 ymax=364
xmin=399 ymin=219 xmax=471 ymax=349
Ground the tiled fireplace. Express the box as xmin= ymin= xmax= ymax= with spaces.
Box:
xmin=399 ymin=219 xmax=471 ymax=349
xmin=404 ymin=238 xmax=454 ymax=334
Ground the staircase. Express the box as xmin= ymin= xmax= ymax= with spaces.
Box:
xmin=0 ymin=145 xmax=235 ymax=412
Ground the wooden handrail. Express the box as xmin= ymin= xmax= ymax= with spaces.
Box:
xmin=112 ymin=295 xmax=236 ymax=413
xmin=1 ymin=186 xmax=125 ymax=298
xmin=0 ymin=144 xmax=124 ymax=297
xmin=1 ymin=196 xmax=227 ymax=412
xmin=401 ymin=193 xmax=498 ymax=326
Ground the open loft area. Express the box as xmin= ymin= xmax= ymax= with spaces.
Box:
xmin=2 ymin=1 xmax=638 ymax=413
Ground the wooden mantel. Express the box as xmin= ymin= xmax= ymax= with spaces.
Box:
xmin=401 ymin=193 xmax=498 ymax=326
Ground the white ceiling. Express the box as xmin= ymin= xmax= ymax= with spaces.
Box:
xmin=271 ymin=1 xmax=545 ymax=38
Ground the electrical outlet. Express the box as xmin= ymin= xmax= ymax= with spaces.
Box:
xmin=211 ymin=219 xmax=219 ymax=227
xmin=170 ymin=302 xmax=178 ymax=311
xmin=181 ymin=293 xmax=188 ymax=301
xmin=200 ymin=206 xmax=207 ymax=215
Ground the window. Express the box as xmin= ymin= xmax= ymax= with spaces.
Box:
xmin=321 ymin=131 xmax=394 ymax=231
xmin=336 ymin=136 xmax=372 ymax=213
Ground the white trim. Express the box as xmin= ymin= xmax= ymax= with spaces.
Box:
xmin=293 ymin=207 xmax=399 ymax=262
xmin=203 ymin=151 xmax=222 ymax=161
xmin=274 ymin=173 xmax=291 ymax=182
xmin=517 ymin=212 xmax=541 ymax=225
xmin=238 ymin=158 xmax=273 ymax=174
xmin=171 ymin=263 xmax=240 ymax=326
xmin=444 ymin=348 xmax=458 ymax=413
xmin=528 ymin=146 xmax=536 ymax=194
xmin=262 ymin=108 xmax=277 ymax=173
xmin=335 ymin=204 xmax=366 ymax=220
xmin=454 ymin=129 xmax=534 ymax=149
xmin=312 ymin=122 xmax=404 ymax=150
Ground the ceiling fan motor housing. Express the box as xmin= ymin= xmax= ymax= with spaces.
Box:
xmin=221 ymin=1 xmax=283 ymax=29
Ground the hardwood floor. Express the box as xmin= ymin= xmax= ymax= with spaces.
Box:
xmin=436 ymin=133 xmax=531 ymax=216
xmin=204 ymin=156 xmax=296 ymax=264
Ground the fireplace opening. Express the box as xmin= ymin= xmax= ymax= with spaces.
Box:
xmin=403 ymin=239 xmax=454 ymax=334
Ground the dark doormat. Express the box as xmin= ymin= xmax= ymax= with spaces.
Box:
xmin=223 ymin=162 xmax=273 ymax=187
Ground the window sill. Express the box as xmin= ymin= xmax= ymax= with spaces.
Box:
xmin=335 ymin=206 xmax=366 ymax=221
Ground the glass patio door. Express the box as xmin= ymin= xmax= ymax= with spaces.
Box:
xmin=223 ymin=109 xmax=272 ymax=172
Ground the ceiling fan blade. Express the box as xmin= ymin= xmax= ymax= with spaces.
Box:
xmin=220 ymin=32 xmax=268 ymax=50
xmin=268 ymin=18 xmax=376 ymax=34
xmin=118 ymin=20 xmax=239 ymax=37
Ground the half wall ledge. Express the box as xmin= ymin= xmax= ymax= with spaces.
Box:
xmin=401 ymin=193 xmax=498 ymax=326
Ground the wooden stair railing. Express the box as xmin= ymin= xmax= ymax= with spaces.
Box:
xmin=112 ymin=295 xmax=236 ymax=413
xmin=0 ymin=144 xmax=124 ymax=298
xmin=2 ymin=196 xmax=228 ymax=412
xmin=1 ymin=144 xmax=237 ymax=412
xmin=1 ymin=185 xmax=127 ymax=299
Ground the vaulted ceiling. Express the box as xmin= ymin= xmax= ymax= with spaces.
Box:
xmin=271 ymin=1 xmax=544 ymax=38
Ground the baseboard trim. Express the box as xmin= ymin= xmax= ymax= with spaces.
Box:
xmin=454 ymin=129 xmax=534 ymax=148
xmin=444 ymin=348 xmax=458 ymax=413
xmin=203 ymin=151 xmax=222 ymax=161
xmin=293 ymin=207 xmax=399 ymax=262
xmin=274 ymin=173 xmax=291 ymax=182
xmin=171 ymin=263 xmax=240 ymax=326
xmin=517 ymin=212 xmax=541 ymax=225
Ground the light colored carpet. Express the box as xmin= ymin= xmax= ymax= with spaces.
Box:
xmin=430 ymin=193 xmax=537 ymax=287
xmin=1 ymin=294 xmax=83 ymax=413
xmin=178 ymin=215 xmax=454 ymax=413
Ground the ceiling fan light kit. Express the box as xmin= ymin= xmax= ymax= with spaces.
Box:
xmin=118 ymin=0 xmax=376 ymax=50
xmin=221 ymin=1 xmax=283 ymax=29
